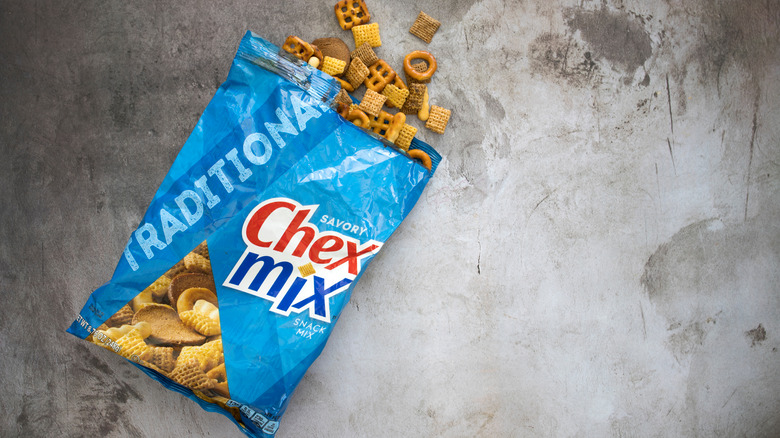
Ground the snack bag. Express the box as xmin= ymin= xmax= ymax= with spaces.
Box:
xmin=67 ymin=31 xmax=439 ymax=437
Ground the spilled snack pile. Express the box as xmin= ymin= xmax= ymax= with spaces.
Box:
xmin=281 ymin=4 xmax=451 ymax=162
xmin=89 ymin=242 xmax=235 ymax=404
xmin=68 ymin=3 xmax=444 ymax=438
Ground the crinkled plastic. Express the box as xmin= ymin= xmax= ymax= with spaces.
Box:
xmin=67 ymin=31 xmax=439 ymax=437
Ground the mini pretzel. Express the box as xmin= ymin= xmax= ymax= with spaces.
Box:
xmin=337 ymin=102 xmax=350 ymax=118
xmin=282 ymin=36 xmax=314 ymax=61
xmin=364 ymin=60 xmax=396 ymax=93
xmin=334 ymin=77 xmax=354 ymax=92
xmin=369 ymin=111 xmax=406 ymax=142
xmin=403 ymin=51 xmax=437 ymax=82
xmin=407 ymin=149 xmax=432 ymax=171
xmin=406 ymin=61 xmax=432 ymax=84
xmin=346 ymin=108 xmax=371 ymax=128
xmin=334 ymin=0 xmax=370 ymax=31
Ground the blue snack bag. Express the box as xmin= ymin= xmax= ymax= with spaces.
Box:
xmin=67 ymin=31 xmax=439 ymax=437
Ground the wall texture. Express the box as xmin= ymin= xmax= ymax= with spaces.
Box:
xmin=1 ymin=0 xmax=778 ymax=436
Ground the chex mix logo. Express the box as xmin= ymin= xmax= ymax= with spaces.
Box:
xmin=223 ymin=198 xmax=382 ymax=323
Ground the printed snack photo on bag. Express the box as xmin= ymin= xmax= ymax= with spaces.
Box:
xmin=67 ymin=31 xmax=440 ymax=437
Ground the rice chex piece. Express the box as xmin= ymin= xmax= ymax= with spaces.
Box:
xmin=321 ymin=56 xmax=347 ymax=77
xmin=401 ymin=83 xmax=427 ymax=114
xmin=334 ymin=88 xmax=353 ymax=106
xmin=358 ymin=89 xmax=386 ymax=117
xmin=345 ymin=57 xmax=369 ymax=89
xmin=351 ymin=42 xmax=379 ymax=68
xmin=425 ymin=105 xmax=451 ymax=134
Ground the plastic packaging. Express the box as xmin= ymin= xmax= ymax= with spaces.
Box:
xmin=67 ymin=31 xmax=439 ymax=437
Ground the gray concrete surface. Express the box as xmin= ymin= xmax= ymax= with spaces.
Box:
xmin=2 ymin=0 xmax=779 ymax=436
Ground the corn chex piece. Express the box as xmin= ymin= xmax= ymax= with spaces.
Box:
xmin=358 ymin=89 xmax=386 ymax=117
xmin=334 ymin=0 xmax=370 ymax=30
xmin=401 ymin=83 xmax=427 ymax=114
xmin=409 ymin=11 xmax=441 ymax=44
xmin=381 ymin=84 xmax=409 ymax=109
xmin=178 ymin=339 xmax=224 ymax=372
xmin=298 ymin=263 xmax=316 ymax=277
xmin=351 ymin=42 xmax=379 ymax=68
xmin=321 ymin=56 xmax=347 ymax=77
xmin=184 ymin=252 xmax=211 ymax=275
xmin=394 ymin=124 xmax=417 ymax=151
xmin=352 ymin=23 xmax=381 ymax=48
xmin=144 ymin=275 xmax=172 ymax=301
xmin=345 ymin=57 xmax=369 ymax=89
xmin=170 ymin=359 xmax=216 ymax=390
xmin=116 ymin=329 xmax=152 ymax=361
xmin=180 ymin=301 xmax=221 ymax=337
xmin=425 ymin=105 xmax=452 ymax=134
xmin=364 ymin=59 xmax=396 ymax=93
xmin=179 ymin=310 xmax=221 ymax=336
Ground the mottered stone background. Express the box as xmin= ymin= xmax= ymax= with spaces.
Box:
xmin=1 ymin=0 xmax=778 ymax=436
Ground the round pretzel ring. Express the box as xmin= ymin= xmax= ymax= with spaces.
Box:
xmin=403 ymin=51 xmax=437 ymax=82
xmin=346 ymin=108 xmax=370 ymax=128
xmin=407 ymin=149 xmax=432 ymax=171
